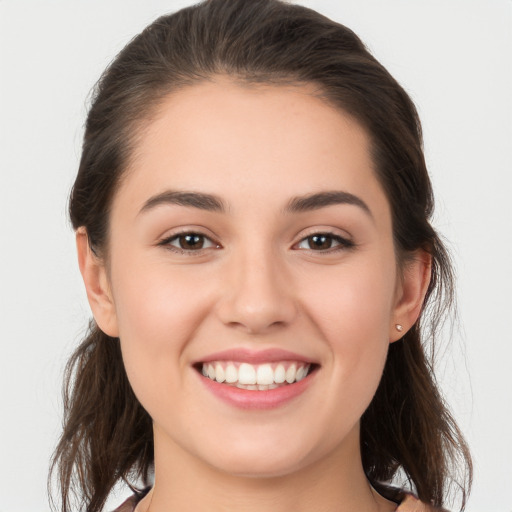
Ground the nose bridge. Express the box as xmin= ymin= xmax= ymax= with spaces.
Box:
xmin=217 ymin=238 xmax=296 ymax=333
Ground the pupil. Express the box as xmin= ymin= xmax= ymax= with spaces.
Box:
xmin=181 ymin=234 xmax=203 ymax=249
xmin=310 ymin=235 xmax=331 ymax=250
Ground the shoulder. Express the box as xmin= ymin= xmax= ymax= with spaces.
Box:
xmin=112 ymin=490 xmax=447 ymax=512
xmin=111 ymin=494 xmax=139 ymax=512
xmin=397 ymin=494 xmax=450 ymax=512
xmin=111 ymin=488 xmax=151 ymax=512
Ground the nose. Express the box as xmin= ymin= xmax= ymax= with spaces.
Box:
xmin=216 ymin=247 xmax=298 ymax=334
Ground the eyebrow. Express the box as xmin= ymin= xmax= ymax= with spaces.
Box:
xmin=138 ymin=189 xmax=372 ymax=219
xmin=285 ymin=191 xmax=373 ymax=218
xmin=139 ymin=190 xmax=226 ymax=214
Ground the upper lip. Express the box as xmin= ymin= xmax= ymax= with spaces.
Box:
xmin=196 ymin=348 xmax=317 ymax=365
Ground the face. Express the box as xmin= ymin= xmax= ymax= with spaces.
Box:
xmin=87 ymin=79 xmax=415 ymax=478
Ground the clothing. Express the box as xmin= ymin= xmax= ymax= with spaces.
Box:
xmin=112 ymin=493 xmax=141 ymax=512
xmin=113 ymin=489 xmax=445 ymax=512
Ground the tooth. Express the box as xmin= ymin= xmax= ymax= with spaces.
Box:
xmin=202 ymin=360 xmax=310 ymax=386
xmin=256 ymin=364 xmax=274 ymax=385
xmin=215 ymin=363 xmax=225 ymax=383
xmin=274 ymin=364 xmax=286 ymax=384
xmin=238 ymin=363 xmax=256 ymax=385
xmin=225 ymin=364 xmax=238 ymax=383
xmin=285 ymin=363 xmax=297 ymax=383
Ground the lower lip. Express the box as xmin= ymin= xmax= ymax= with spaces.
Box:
xmin=198 ymin=371 xmax=316 ymax=410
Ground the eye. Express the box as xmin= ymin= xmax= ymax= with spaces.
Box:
xmin=160 ymin=232 xmax=219 ymax=252
xmin=295 ymin=233 xmax=354 ymax=251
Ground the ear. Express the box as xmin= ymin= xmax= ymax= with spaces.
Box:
xmin=390 ymin=250 xmax=432 ymax=342
xmin=76 ymin=227 xmax=119 ymax=337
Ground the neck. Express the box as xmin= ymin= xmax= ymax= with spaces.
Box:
xmin=142 ymin=425 xmax=396 ymax=512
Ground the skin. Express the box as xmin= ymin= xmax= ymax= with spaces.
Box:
xmin=78 ymin=78 xmax=431 ymax=512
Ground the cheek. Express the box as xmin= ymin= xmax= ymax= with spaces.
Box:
xmin=300 ymin=258 xmax=396 ymax=341
xmin=108 ymin=255 xmax=217 ymax=403
xmin=299 ymin=259 xmax=395 ymax=404
xmin=112 ymin=252 xmax=214 ymax=343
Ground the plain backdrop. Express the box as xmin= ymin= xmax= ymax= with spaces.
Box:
xmin=1 ymin=1 xmax=511 ymax=511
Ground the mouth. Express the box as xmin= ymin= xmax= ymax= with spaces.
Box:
xmin=193 ymin=348 xmax=319 ymax=409
xmin=194 ymin=361 xmax=318 ymax=391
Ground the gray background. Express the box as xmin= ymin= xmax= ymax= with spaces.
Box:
xmin=1 ymin=1 xmax=510 ymax=510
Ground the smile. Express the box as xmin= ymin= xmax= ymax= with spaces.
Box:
xmin=195 ymin=349 xmax=318 ymax=409
xmin=201 ymin=361 xmax=312 ymax=390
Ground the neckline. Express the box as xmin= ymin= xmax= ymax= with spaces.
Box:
xmin=128 ymin=486 xmax=405 ymax=512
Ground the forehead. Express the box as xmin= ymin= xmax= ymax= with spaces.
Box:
xmin=115 ymin=78 xmax=389 ymax=220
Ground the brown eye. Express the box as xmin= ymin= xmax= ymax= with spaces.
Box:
xmin=178 ymin=234 xmax=205 ymax=250
xmin=162 ymin=232 xmax=218 ymax=252
xmin=295 ymin=233 xmax=354 ymax=252
xmin=307 ymin=234 xmax=333 ymax=250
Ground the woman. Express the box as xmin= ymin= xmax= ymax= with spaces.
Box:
xmin=50 ymin=0 xmax=472 ymax=511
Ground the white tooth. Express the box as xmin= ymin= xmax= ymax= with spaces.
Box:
xmin=225 ymin=364 xmax=238 ymax=383
xmin=238 ymin=363 xmax=257 ymax=385
xmin=256 ymin=364 xmax=274 ymax=385
xmin=285 ymin=363 xmax=297 ymax=383
xmin=215 ymin=363 xmax=225 ymax=383
xmin=235 ymin=383 xmax=258 ymax=390
xmin=201 ymin=364 xmax=208 ymax=377
xmin=274 ymin=364 xmax=286 ymax=384
xmin=207 ymin=364 xmax=216 ymax=380
xmin=296 ymin=366 xmax=305 ymax=382
xmin=258 ymin=385 xmax=269 ymax=390
xmin=269 ymin=384 xmax=279 ymax=389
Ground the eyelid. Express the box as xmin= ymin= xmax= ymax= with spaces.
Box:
xmin=292 ymin=229 xmax=355 ymax=252
xmin=155 ymin=226 xmax=354 ymax=254
xmin=157 ymin=228 xmax=221 ymax=254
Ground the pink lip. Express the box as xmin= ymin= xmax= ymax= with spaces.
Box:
xmin=194 ymin=348 xmax=318 ymax=409
xmin=197 ymin=348 xmax=315 ymax=365
xmin=198 ymin=370 xmax=316 ymax=410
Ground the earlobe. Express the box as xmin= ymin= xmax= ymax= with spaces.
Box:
xmin=76 ymin=228 xmax=119 ymax=337
xmin=390 ymin=251 xmax=432 ymax=343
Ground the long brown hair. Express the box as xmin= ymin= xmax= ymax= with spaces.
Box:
xmin=50 ymin=1 xmax=472 ymax=510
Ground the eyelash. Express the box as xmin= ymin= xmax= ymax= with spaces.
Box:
xmin=158 ymin=231 xmax=355 ymax=255
xmin=294 ymin=233 xmax=355 ymax=252
xmin=158 ymin=231 xmax=220 ymax=254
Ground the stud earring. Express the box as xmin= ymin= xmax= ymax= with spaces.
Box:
xmin=395 ymin=324 xmax=403 ymax=332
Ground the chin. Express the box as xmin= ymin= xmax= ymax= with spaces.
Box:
xmin=216 ymin=454 xmax=309 ymax=479
xmin=198 ymin=436 xmax=319 ymax=479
